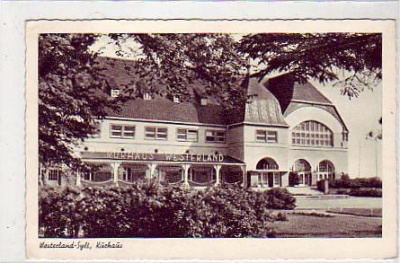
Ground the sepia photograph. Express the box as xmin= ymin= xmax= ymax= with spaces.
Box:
xmin=25 ymin=20 xmax=396 ymax=260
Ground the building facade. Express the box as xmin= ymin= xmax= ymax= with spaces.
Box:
xmin=41 ymin=60 xmax=348 ymax=189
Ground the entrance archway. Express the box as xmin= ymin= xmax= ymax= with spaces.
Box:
xmin=294 ymin=159 xmax=312 ymax=186
xmin=317 ymin=160 xmax=335 ymax=181
xmin=256 ymin=157 xmax=279 ymax=170
xmin=255 ymin=157 xmax=281 ymax=187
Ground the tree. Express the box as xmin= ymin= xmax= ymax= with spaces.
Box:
xmin=239 ymin=33 xmax=382 ymax=98
xmin=39 ymin=34 xmax=120 ymax=167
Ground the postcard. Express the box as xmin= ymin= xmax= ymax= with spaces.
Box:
xmin=26 ymin=19 xmax=397 ymax=260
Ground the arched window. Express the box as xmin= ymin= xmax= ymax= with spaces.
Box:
xmin=256 ymin=157 xmax=279 ymax=170
xmin=292 ymin=120 xmax=333 ymax=147
xmin=294 ymin=159 xmax=312 ymax=173
xmin=318 ymin=160 xmax=335 ymax=173
xmin=317 ymin=160 xmax=335 ymax=181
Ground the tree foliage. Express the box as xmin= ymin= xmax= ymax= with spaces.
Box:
xmin=239 ymin=33 xmax=382 ymax=98
xmin=107 ymin=33 xmax=249 ymax=106
xmin=39 ymin=34 xmax=119 ymax=167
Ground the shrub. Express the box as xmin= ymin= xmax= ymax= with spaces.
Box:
xmin=264 ymin=188 xmax=296 ymax=210
xmin=271 ymin=212 xmax=288 ymax=221
xmin=348 ymin=188 xmax=382 ymax=197
xmin=329 ymin=175 xmax=382 ymax=189
xmin=288 ymin=172 xmax=300 ymax=186
xmin=39 ymin=181 xmax=278 ymax=238
xmin=39 ymin=186 xmax=82 ymax=238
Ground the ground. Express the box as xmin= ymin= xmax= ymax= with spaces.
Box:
xmin=273 ymin=196 xmax=382 ymax=238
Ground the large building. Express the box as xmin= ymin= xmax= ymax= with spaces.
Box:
xmin=41 ymin=58 xmax=349 ymax=189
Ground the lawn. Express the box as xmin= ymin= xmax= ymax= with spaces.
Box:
xmin=272 ymin=213 xmax=382 ymax=238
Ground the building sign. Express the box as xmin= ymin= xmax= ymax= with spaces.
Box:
xmin=80 ymin=151 xmax=234 ymax=163
xmin=107 ymin=152 xmax=224 ymax=162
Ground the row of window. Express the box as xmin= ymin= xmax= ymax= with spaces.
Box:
xmin=108 ymin=120 xmax=336 ymax=147
xmin=110 ymin=124 xmax=226 ymax=143
xmin=110 ymin=124 xmax=280 ymax=144
xmin=292 ymin=120 xmax=334 ymax=147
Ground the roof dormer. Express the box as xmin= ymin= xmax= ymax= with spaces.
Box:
xmin=111 ymin=89 xmax=120 ymax=98
xmin=200 ymin=97 xmax=208 ymax=106
xmin=143 ymin=93 xmax=152 ymax=100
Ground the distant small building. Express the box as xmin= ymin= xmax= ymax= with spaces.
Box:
xmin=40 ymin=58 xmax=348 ymax=188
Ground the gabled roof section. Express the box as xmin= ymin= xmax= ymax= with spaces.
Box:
xmin=107 ymin=97 xmax=226 ymax=125
xmin=265 ymin=73 xmax=332 ymax=113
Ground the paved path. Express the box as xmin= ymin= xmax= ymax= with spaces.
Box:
xmin=295 ymin=196 xmax=382 ymax=209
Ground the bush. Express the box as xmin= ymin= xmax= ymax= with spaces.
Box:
xmin=264 ymin=188 xmax=296 ymax=210
xmin=39 ymin=181 xmax=279 ymax=238
xmin=271 ymin=212 xmax=288 ymax=221
xmin=348 ymin=188 xmax=382 ymax=197
xmin=330 ymin=174 xmax=382 ymax=189
xmin=288 ymin=172 xmax=300 ymax=186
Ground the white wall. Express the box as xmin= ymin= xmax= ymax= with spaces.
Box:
xmin=289 ymin=148 xmax=348 ymax=175
xmin=80 ymin=119 xmax=229 ymax=156
xmin=284 ymin=106 xmax=348 ymax=175
xmin=242 ymin=125 xmax=289 ymax=170
xmin=227 ymin=125 xmax=245 ymax=161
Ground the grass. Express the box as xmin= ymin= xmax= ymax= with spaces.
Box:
xmin=272 ymin=213 xmax=382 ymax=238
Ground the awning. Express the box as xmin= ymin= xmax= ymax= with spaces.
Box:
xmin=80 ymin=151 xmax=244 ymax=165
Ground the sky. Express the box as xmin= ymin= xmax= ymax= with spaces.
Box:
xmin=315 ymin=80 xmax=382 ymax=177
xmin=92 ymin=34 xmax=383 ymax=178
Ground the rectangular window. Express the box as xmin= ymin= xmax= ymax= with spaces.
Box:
xmin=256 ymin=130 xmax=267 ymax=142
xmin=266 ymin=131 xmax=278 ymax=143
xmin=205 ymin=130 xmax=226 ymax=143
xmin=145 ymin=126 xmax=168 ymax=140
xmin=176 ymin=128 xmax=198 ymax=142
xmin=256 ymin=130 xmax=278 ymax=143
xmin=110 ymin=124 xmax=135 ymax=138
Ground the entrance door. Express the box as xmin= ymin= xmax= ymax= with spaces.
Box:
xmin=294 ymin=159 xmax=312 ymax=187
xmin=267 ymin=172 xmax=274 ymax=187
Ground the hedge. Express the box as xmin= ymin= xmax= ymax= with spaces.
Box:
xmin=329 ymin=175 xmax=382 ymax=189
xmin=39 ymin=181 xmax=296 ymax=238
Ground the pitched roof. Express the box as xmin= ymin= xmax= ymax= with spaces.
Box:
xmin=97 ymin=56 xmax=226 ymax=125
xmin=265 ymin=73 xmax=332 ymax=113
xmin=98 ymin=57 xmax=344 ymax=129
xmin=107 ymin=97 xmax=226 ymax=125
